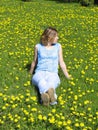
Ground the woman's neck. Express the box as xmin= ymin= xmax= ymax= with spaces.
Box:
xmin=47 ymin=42 xmax=52 ymax=46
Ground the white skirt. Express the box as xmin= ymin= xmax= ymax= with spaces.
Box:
xmin=32 ymin=71 xmax=60 ymax=94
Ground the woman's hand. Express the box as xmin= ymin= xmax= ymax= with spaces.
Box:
xmin=66 ymin=74 xmax=72 ymax=80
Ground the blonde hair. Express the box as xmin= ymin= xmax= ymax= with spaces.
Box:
xmin=40 ymin=27 xmax=58 ymax=45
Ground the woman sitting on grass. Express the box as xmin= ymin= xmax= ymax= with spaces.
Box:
xmin=30 ymin=27 xmax=71 ymax=106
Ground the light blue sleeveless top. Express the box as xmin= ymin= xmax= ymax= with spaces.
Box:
xmin=35 ymin=43 xmax=60 ymax=73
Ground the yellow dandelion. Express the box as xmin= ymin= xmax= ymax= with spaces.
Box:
xmin=29 ymin=117 xmax=34 ymax=122
xmin=87 ymin=107 xmax=91 ymax=111
xmin=48 ymin=116 xmax=55 ymax=124
xmin=51 ymin=109 xmax=56 ymax=113
xmin=15 ymin=76 xmax=19 ymax=80
xmin=81 ymin=70 xmax=85 ymax=75
xmin=2 ymin=106 xmax=6 ymax=110
xmin=67 ymin=119 xmax=71 ymax=125
xmin=17 ymin=124 xmax=20 ymax=129
xmin=80 ymin=122 xmax=84 ymax=127
xmin=96 ymin=112 xmax=98 ymax=115
xmin=75 ymin=123 xmax=79 ymax=127
xmin=38 ymin=114 xmax=43 ymax=120
xmin=0 ymin=93 xmax=3 ymax=96
xmin=63 ymin=121 xmax=67 ymax=126
xmin=74 ymin=95 xmax=78 ymax=100
xmin=14 ymin=118 xmax=18 ymax=123
xmin=30 ymin=96 xmax=37 ymax=101
xmin=57 ymin=121 xmax=62 ymax=127
xmin=31 ymin=108 xmax=37 ymax=112
xmin=84 ymin=100 xmax=89 ymax=105
xmin=43 ymin=116 xmax=47 ymax=121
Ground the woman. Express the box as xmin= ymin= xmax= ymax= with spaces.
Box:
xmin=30 ymin=27 xmax=71 ymax=106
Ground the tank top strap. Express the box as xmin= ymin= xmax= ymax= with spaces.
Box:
xmin=55 ymin=43 xmax=61 ymax=52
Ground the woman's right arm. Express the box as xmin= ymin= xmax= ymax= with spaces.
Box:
xmin=58 ymin=44 xmax=71 ymax=79
xmin=29 ymin=45 xmax=38 ymax=74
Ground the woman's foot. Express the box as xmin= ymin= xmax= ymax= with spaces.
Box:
xmin=50 ymin=101 xmax=57 ymax=105
xmin=47 ymin=88 xmax=56 ymax=103
xmin=41 ymin=93 xmax=50 ymax=106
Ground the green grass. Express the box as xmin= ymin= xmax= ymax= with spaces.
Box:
xmin=0 ymin=0 xmax=98 ymax=129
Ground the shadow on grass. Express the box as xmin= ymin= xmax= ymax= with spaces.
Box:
xmin=45 ymin=0 xmax=80 ymax=3
xmin=22 ymin=0 xmax=79 ymax=3
xmin=25 ymin=63 xmax=36 ymax=74
xmin=24 ymin=63 xmax=41 ymax=104
xmin=34 ymin=85 xmax=42 ymax=104
xmin=21 ymin=0 xmax=32 ymax=2
xmin=47 ymin=0 xmax=71 ymax=3
xmin=25 ymin=63 xmax=31 ymax=72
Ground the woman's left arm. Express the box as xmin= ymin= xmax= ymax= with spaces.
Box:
xmin=59 ymin=44 xmax=71 ymax=79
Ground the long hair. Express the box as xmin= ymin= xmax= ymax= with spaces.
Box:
xmin=40 ymin=27 xmax=58 ymax=45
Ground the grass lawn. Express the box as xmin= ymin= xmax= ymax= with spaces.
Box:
xmin=0 ymin=0 xmax=98 ymax=129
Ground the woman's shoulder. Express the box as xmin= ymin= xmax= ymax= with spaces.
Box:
xmin=35 ymin=43 xmax=44 ymax=52
xmin=55 ymin=43 xmax=61 ymax=48
xmin=35 ymin=43 xmax=42 ymax=48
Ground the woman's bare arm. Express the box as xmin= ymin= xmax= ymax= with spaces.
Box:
xmin=29 ymin=45 xmax=38 ymax=74
xmin=59 ymin=44 xmax=71 ymax=79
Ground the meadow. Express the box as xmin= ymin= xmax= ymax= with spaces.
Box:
xmin=0 ymin=0 xmax=98 ymax=129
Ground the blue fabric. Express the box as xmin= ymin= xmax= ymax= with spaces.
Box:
xmin=35 ymin=43 xmax=60 ymax=73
